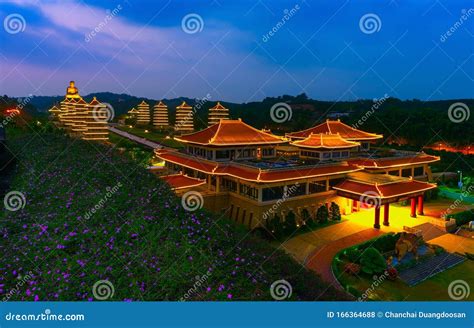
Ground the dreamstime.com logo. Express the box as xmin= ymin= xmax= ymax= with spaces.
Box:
xmin=448 ymin=280 xmax=470 ymax=300
xmin=181 ymin=191 xmax=204 ymax=212
xmin=92 ymin=102 xmax=115 ymax=123
xmin=270 ymin=279 xmax=292 ymax=300
xmin=3 ymin=13 xmax=26 ymax=34
xmin=180 ymin=271 xmax=212 ymax=301
xmin=448 ymin=102 xmax=470 ymax=123
xmin=181 ymin=13 xmax=204 ymax=34
xmin=359 ymin=13 xmax=382 ymax=34
xmin=359 ymin=191 xmax=381 ymax=208
xmin=3 ymin=191 xmax=26 ymax=212
xmin=92 ymin=280 xmax=115 ymax=300
xmin=5 ymin=309 xmax=85 ymax=322
xmin=270 ymin=102 xmax=292 ymax=123
xmin=83 ymin=182 xmax=122 ymax=220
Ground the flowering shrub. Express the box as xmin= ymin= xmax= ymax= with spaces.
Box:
xmin=0 ymin=132 xmax=347 ymax=301
xmin=344 ymin=263 xmax=360 ymax=275
xmin=386 ymin=267 xmax=398 ymax=281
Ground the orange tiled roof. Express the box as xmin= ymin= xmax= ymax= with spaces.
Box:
xmin=177 ymin=101 xmax=192 ymax=109
xmin=291 ymin=133 xmax=360 ymax=149
xmin=287 ymin=119 xmax=383 ymax=141
xmin=348 ymin=154 xmax=440 ymax=169
xmin=161 ymin=174 xmax=206 ymax=190
xmin=156 ymin=149 xmax=361 ymax=182
xmin=175 ymin=119 xmax=286 ymax=146
xmin=333 ymin=179 xmax=436 ymax=199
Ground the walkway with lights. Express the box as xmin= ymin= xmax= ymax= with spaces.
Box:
xmin=109 ymin=126 xmax=163 ymax=149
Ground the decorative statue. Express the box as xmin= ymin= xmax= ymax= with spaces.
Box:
xmin=395 ymin=232 xmax=420 ymax=261
xmin=66 ymin=81 xmax=80 ymax=98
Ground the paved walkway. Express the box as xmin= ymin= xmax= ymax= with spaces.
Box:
xmin=109 ymin=126 xmax=163 ymax=149
xmin=305 ymin=229 xmax=384 ymax=290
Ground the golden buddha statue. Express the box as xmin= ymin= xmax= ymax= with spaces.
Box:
xmin=66 ymin=81 xmax=80 ymax=99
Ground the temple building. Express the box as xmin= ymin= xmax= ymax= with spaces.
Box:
xmin=175 ymin=101 xmax=194 ymax=133
xmin=153 ymin=101 xmax=169 ymax=128
xmin=156 ymin=119 xmax=439 ymax=231
xmin=50 ymin=81 xmax=109 ymax=141
xmin=208 ymin=102 xmax=230 ymax=126
xmin=136 ymin=100 xmax=151 ymax=125
xmin=128 ymin=107 xmax=138 ymax=117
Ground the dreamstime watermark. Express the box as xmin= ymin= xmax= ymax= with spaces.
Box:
xmin=92 ymin=280 xmax=115 ymax=300
xmin=359 ymin=191 xmax=381 ymax=209
xmin=4 ymin=309 xmax=85 ymax=322
xmin=270 ymin=102 xmax=292 ymax=123
xmin=2 ymin=271 xmax=34 ymax=302
xmin=352 ymin=94 xmax=389 ymax=129
xmin=357 ymin=271 xmax=389 ymax=301
xmin=0 ymin=94 xmax=32 ymax=128
xmin=3 ymin=191 xmax=26 ymax=212
xmin=83 ymin=182 xmax=122 ymax=220
xmin=92 ymin=102 xmax=115 ymax=122
xmin=262 ymin=4 xmax=300 ymax=42
xmin=85 ymin=4 xmax=123 ymax=42
xmin=175 ymin=93 xmax=211 ymax=130
xmin=3 ymin=13 xmax=26 ymax=34
xmin=270 ymin=279 xmax=292 ymax=300
xmin=448 ymin=280 xmax=470 ymax=300
xmin=441 ymin=184 xmax=474 ymax=218
xmin=180 ymin=271 xmax=212 ymax=301
xmin=440 ymin=8 xmax=474 ymax=42
xmin=181 ymin=13 xmax=204 ymax=34
xmin=181 ymin=191 xmax=204 ymax=212
xmin=359 ymin=13 xmax=382 ymax=34
xmin=448 ymin=102 xmax=470 ymax=123
xmin=262 ymin=183 xmax=300 ymax=220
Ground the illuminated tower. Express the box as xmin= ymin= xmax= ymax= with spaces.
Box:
xmin=174 ymin=101 xmax=194 ymax=133
xmin=48 ymin=104 xmax=61 ymax=123
xmin=136 ymin=100 xmax=151 ymax=125
xmin=153 ymin=101 xmax=169 ymax=128
xmin=208 ymin=102 xmax=229 ymax=126
xmin=82 ymin=97 xmax=109 ymax=141
xmin=70 ymin=98 xmax=88 ymax=137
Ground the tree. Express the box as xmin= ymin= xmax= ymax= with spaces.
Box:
xmin=360 ymin=247 xmax=387 ymax=275
xmin=330 ymin=202 xmax=341 ymax=221
xmin=316 ymin=205 xmax=329 ymax=224
xmin=283 ymin=211 xmax=297 ymax=235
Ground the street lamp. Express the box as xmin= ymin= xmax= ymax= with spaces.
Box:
xmin=457 ymin=170 xmax=463 ymax=190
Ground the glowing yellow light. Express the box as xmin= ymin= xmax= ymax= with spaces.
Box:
xmin=129 ymin=125 xmax=133 ymax=128
xmin=145 ymin=129 xmax=149 ymax=133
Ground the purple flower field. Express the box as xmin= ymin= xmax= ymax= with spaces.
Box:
xmin=1 ymin=132 xmax=346 ymax=301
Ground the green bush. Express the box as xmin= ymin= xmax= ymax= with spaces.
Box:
xmin=346 ymin=285 xmax=362 ymax=298
xmin=360 ymin=247 xmax=387 ymax=275
xmin=448 ymin=209 xmax=474 ymax=226
xmin=330 ymin=202 xmax=341 ymax=221
xmin=316 ymin=205 xmax=329 ymax=224
xmin=283 ymin=211 xmax=297 ymax=235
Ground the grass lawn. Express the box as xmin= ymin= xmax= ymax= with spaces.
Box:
xmin=334 ymin=240 xmax=474 ymax=301
xmin=116 ymin=125 xmax=184 ymax=149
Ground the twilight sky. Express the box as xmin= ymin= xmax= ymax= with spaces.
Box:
xmin=0 ymin=0 xmax=473 ymax=102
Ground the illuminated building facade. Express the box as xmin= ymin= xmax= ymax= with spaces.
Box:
xmin=156 ymin=119 xmax=439 ymax=230
xmin=153 ymin=101 xmax=169 ymax=128
xmin=208 ymin=102 xmax=230 ymax=126
xmin=175 ymin=101 xmax=194 ymax=133
xmin=51 ymin=81 xmax=109 ymax=141
xmin=137 ymin=100 xmax=151 ymax=125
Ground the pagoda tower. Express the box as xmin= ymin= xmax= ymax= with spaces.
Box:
xmin=48 ymin=104 xmax=61 ymax=123
xmin=128 ymin=107 xmax=138 ymax=117
xmin=70 ymin=98 xmax=88 ymax=137
xmin=208 ymin=102 xmax=230 ymax=126
xmin=152 ymin=101 xmax=169 ymax=128
xmin=174 ymin=101 xmax=194 ymax=133
xmin=82 ymin=97 xmax=109 ymax=141
xmin=58 ymin=81 xmax=81 ymax=128
xmin=136 ymin=100 xmax=150 ymax=125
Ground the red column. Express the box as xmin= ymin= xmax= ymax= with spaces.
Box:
xmin=383 ymin=203 xmax=390 ymax=226
xmin=417 ymin=195 xmax=424 ymax=215
xmin=410 ymin=197 xmax=417 ymax=218
xmin=352 ymin=200 xmax=358 ymax=212
xmin=374 ymin=205 xmax=381 ymax=229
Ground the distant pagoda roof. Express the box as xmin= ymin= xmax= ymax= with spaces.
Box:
xmin=348 ymin=154 xmax=440 ymax=169
xmin=175 ymin=119 xmax=285 ymax=146
xmin=177 ymin=101 xmax=192 ymax=109
xmin=287 ymin=119 xmax=383 ymax=141
xmin=209 ymin=102 xmax=228 ymax=110
xmin=128 ymin=107 xmax=138 ymax=113
xmin=48 ymin=105 xmax=61 ymax=112
xmin=155 ymin=101 xmax=167 ymax=108
xmin=291 ymin=133 xmax=360 ymax=150
xmin=139 ymin=100 xmax=149 ymax=106
xmin=89 ymin=97 xmax=101 ymax=105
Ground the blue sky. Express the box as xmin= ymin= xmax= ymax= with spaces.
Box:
xmin=0 ymin=0 xmax=473 ymax=102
